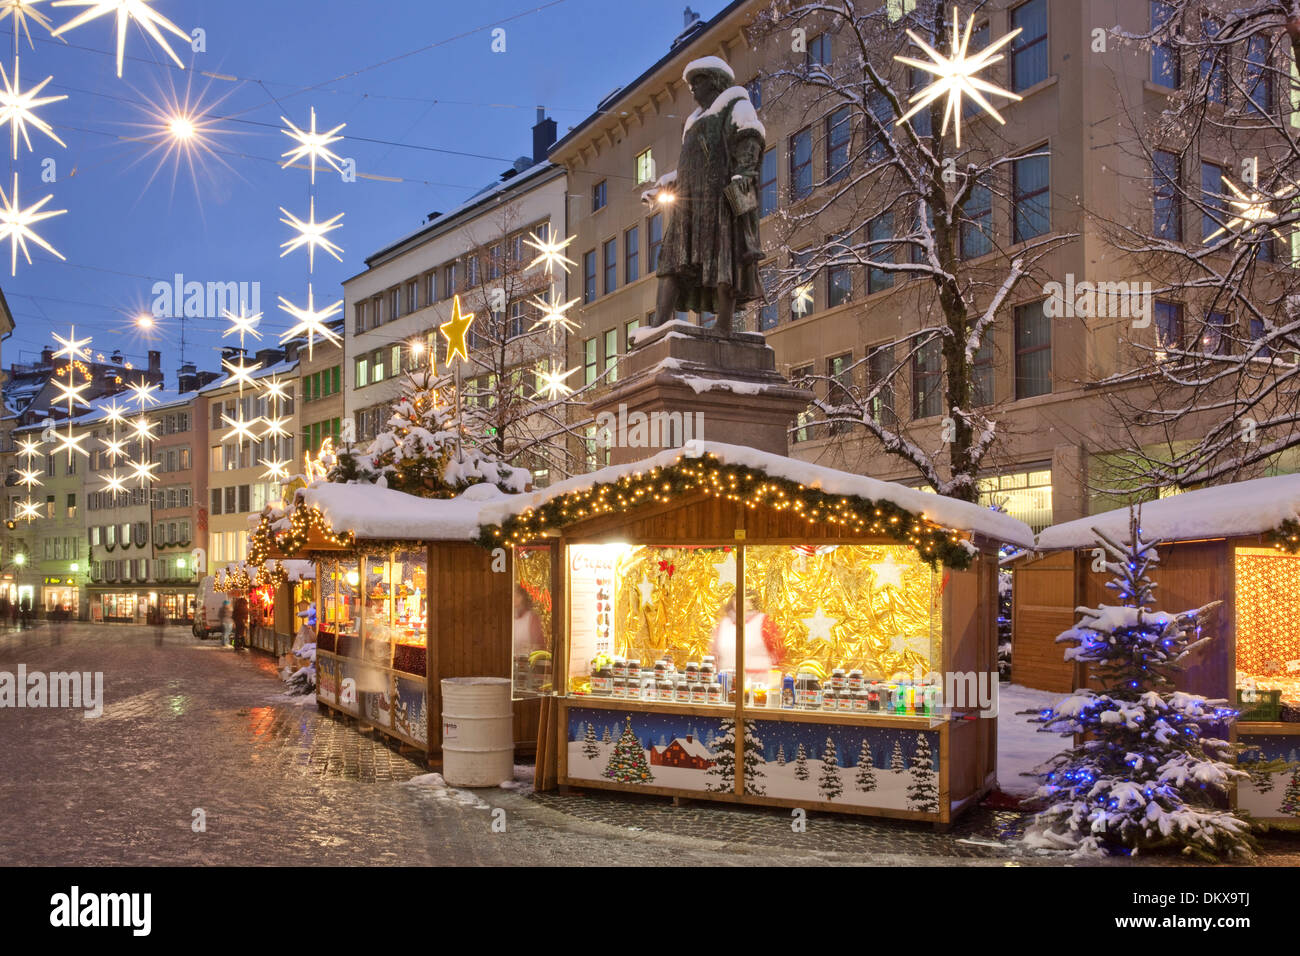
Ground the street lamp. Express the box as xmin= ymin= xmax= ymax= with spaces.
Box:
xmin=13 ymin=553 xmax=24 ymax=566
xmin=69 ymin=562 xmax=79 ymax=573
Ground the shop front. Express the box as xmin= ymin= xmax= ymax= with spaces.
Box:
xmin=480 ymin=443 xmax=1034 ymax=824
xmin=1023 ymin=475 xmax=1300 ymax=826
xmin=91 ymin=590 xmax=147 ymax=623
xmin=214 ymin=560 xmax=314 ymax=656
xmin=42 ymin=578 xmax=79 ymax=616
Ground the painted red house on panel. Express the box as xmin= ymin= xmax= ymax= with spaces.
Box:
xmin=650 ymin=734 xmax=715 ymax=770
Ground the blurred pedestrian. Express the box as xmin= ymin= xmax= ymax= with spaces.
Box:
xmin=219 ymin=599 xmax=232 ymax=647
xmin=9 ymin=600 xmax=18 ymax=630
xmin=20 ymin=597 xmax=31 ymax=629
xmin=232 ymin=596 xmax=249 ymax=650
xmin=153 ymin=605 xmax=164 ymax=647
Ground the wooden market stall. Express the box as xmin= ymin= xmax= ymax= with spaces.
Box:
xmin=1016 ymin=474 xmax=1300 ymax=824
xmin=214 ymin=559 xmax=314 ymax=657
xmin=476 ymin=442 xmax=1035 ymax=826
xmin=250 ymin=481 xmax=538 ymax=762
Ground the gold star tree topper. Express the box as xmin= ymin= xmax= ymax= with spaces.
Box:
xmin=440 ymin=294 xmax=475 ymax=364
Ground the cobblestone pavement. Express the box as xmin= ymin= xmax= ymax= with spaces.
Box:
xmin=1 ymin=622 xmax=1296 ymax=866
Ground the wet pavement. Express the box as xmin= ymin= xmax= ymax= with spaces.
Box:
xmin=0 ymin=621 xmax=1296 ymax=867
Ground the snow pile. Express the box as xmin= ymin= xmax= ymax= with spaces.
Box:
xmin=996 ymin=683 xmax=1068 ymax=797
xmin=402 ymin=772 xmax=495 ymax=809
xmin=300 ymin=481 xmax=487 ymax=541
xmin=279 ymin=641 xmax=317 ymax=695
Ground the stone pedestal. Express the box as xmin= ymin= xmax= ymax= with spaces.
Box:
xmin=592 ymin=321 xmax=813 ymax=465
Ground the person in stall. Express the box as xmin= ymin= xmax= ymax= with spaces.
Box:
xmin=512 ymin=584 xmax=546 ymax=655
xmin=711 ymin=590 xmax=784 ymax=684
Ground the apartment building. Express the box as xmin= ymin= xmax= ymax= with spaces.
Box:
xmin=145 ymin=381 xmax=207 ymax=622
xmin=299 ymin=319 xmax=345 ymax=458
xmin=549 ymin=0 xmax=1297 ymax=530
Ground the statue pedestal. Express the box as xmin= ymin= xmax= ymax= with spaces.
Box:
xmin=592 ymin=321 xmax=813 ymax=465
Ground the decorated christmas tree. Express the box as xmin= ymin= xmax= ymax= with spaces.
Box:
xmin=818 ymin=737 xmax=843 ymax=801
xmin=706 ymin=718 xmax=737 ymax=793
xmin=582 ymin=722 xmax=599 ymax=759
xmin=1026 ymin=508 xmax=1255 ymax=861
xmin=776 ymin=743 xmax=786 ymax=766
xmin=907 ymin=734 xmax=938 ymax=812
xmin=1282 ymin=768 xmax=1300 ymax=817
xmin=855 ymin=739 xmax=877 ymax=792
xmin=890 ymin=739 xmax=905 ymax=771
xmin=793 ymin=742 xmax=809 ymax=781
xmin=604 ymin=716 xmax=654 ymax=784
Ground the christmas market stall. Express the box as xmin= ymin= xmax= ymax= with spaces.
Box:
xmin=250 ymin=480 xmax=537 ymax=760
xmin=1018 ymin=474 xmax=1300 ymax=825
xmin=477 ymin=442 xmax=1035 ymax=825
xmin=214 ymin=559 xmax=315 ymax=657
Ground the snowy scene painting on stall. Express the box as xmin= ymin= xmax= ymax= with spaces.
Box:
xmin=748 ymin=720 xmax=940 ymax=814
xmin=317 ymin=655 xmax=340 ymax=706
xmin=1238 ymin=735 xmax=1300 ymax=822
xmin=392 ymin=677 xmax=429 ymax=745
xmin=566 ymin=708 xmax=726 ymax=792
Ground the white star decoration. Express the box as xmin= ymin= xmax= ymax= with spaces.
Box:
xmin=791 ymin=283 xmax=814 ymax=317
xmin=51 ymin=427 xmax=88 ymax=458
xmin=280 ymin=107 xmax=345 ymax=184
xmin=278 ymin=284 xmax=342 ymax=357
xmin=636 ymin=578 xmax=655 ymax=606
xmin=870 ymin=553 xmax=907 ymax=591
xmin=16 ymin=498 xmax=41 ymax=520
xmin=52 ymin=0 xmax=191 ymax=78
xmin=713 ymin=551 xmax=736 ymax=589
xmin=51 ymin=326 xmax=89 ymax=362
xmin=221 ymin=306 xmax=263 ymax=342
xmin=528 ymin=289 xmax=580 ymax=335
xmin=801 ymin=606 xmax=837 ymax=643
xmin=0 ymin=1 xmax=57 ymax=49
xmin=126 ymin=378 xmax=161 ymax=408
xmin=221 ymin=413 xmax=259 ymax=444
xmin=259 ymin=458 xmax=289 ymax=482
xmin=0 ymin=58 xmax=66 ymax=160
xmin=533 ymin=362 xmax=578 ymax=401
xmin=279 ymin=198 xmax=343 ymax=271
xmin=1204 ymin=173 xmax=1296 ymax=244
xmin=100 ymin=470 xmax=126 ymax=494
xmin=0 ymin=171 xmax=65 ymax=274
xmin=128 ymin=457 xmax=158 ymax=485
xmin=221 ymin=355 xmax=261 ymax=389
xmin=895 ymin=6 xmax=1023 ymax=148
xmin=523 ymin=230 xmax=576 ymax=275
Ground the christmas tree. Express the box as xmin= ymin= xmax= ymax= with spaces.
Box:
xmin=890 ymin=739 xmax=905 ymax=771
xmin=907 ymin=734 xmax=938 ymax=812
xmin=706 ymin=718 xmax=736 ymax=793
xmin=1026 ymin=508 xmax=1255 ymax=861
xmin=582 ymin=722 xmax=599 ymax=760
xmin=1282 ymin=768 xmax=1300 ymax=817
xmin=793 ymin=742 xmax=809 ymax=781
xmin=855 ymin=739 xmax=877 ymax=792
xmin=604 ymin=716 xmax=654 ymax=784
xmin=776 ymin=743 xmax=786 ymax=766
xmin=818 ymin=737 xmax=843 ymax=801
xmin=602 ymin=726 xmax=612 ymax=744
xmin=741 ymin=720 xmax=767 ymax=796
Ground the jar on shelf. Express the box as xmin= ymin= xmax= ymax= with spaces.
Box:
xmin=612 ymin=657 xmax=627 ymax=680
xmin=867 ymin=681 xmax=882 ymax=712
xmin=838 ymin=690 xmax=854 ymax=713
xmin=592 ymin=660 xmax=613 ymax=696
xmin=653 ymin=659 xmax=668 ymax=681
xmin=831 ymin=668 xmax=847 ymax=691
xmin=627 ymin=659 xmax=640 ymax=683
xmin=701 ymin=656 xmax=716 ymax=682
xmin=612 ymin=678 xmax=626 ymax=699
xmin=684 ymin=662 xmax=700 ymax=684
xmin=643 ymin=679 xmax=657 ymax=702
xmin=657 ymin=679 xmax=672 ymax=702
xmin=674 ymin=678 xmax=691 ymax=704
xmin=689 ymin=681 xmax=707 ymax=705
xmin=795 ymin=670 xmax=822 ymax=710
xmin=752 ymin=684 xmax=768 ymax=708
xmin=848 ymin=669 xmax=864 ymax=692
xmin=706 ymin=680 xmax=722 ymax=705
xmin=852 ymin=690 xmax=869 ymax=713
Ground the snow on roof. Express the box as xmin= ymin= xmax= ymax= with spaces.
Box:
xmin=198 ymin=357 xmax=299 ymax=394
xmin=671 ymin=736 xmax=715 ymax=761
xmin=477 ymin=441 xmax=1036 ymax=548
xmin=1035 ymin=473 xmax=1300 ymax=551
xmin=300 ymin=481 xmax=492 ymax=541
xmin=221 ymin=558 xmax=314 ymax=580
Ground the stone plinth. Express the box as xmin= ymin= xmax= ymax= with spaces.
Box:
xmin=592 ymin=320 xmax=813 ymax=465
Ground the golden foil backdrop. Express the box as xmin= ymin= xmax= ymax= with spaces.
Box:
xmin=615 ymin=546 xmax=736 ymax=665
xmin=515 ymin=546 xmax=554 ymax=644
xmin=745 ymin=545 xmax=940 ymax=678
xmin=1235 ymin=549 xmax=1300 ymax=684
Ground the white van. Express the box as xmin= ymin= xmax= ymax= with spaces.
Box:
xmin=192 ymin=576 xmax=227 ymax=639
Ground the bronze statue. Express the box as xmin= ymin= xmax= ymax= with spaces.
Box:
xmin=644 ymin=56 xmax=765 ymax=336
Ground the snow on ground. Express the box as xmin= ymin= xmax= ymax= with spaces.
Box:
xmin=402 ymin=772 xmax=492 ymax=809
xmin=997 ymin=683 xmax=1070 ymax=797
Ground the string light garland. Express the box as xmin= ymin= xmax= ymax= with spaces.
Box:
xmin=474 ymin=452 xmax=976 ymax=568
xmin=1271 ymin=518 xmax=1300 ymax=554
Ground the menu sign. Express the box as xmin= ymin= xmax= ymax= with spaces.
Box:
xmin=568 ymin=545 xmax=617 ymax=675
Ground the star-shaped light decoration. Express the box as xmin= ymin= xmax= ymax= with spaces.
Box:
xmin=439 ymin=294 xmax=474 ymax=364
xmin=128 ymin=457 xmax=158 ymax=485
xmin=1204 ymin=172 xmax=1296 ymax=244
xmin=15 ymin=465 xmax=42 ymax=488
xmin=15 ymin=497 xmax=42 ymax=521
xmin=0 ymin=58 xmax=66 ymax=160
xmin=0 ymin=1 xmax=57 ymax=49
xmin=221 ymin=355 xmax=262 ymax=390
xmin=791 ymin=283 xmax=814 ymax=317
xmin=51 ymin=325 xmax=90 ymax=362
xmin=51 ymin=0 xmax=191 ymax=78
xmin=16 ymin=435 xmax=41 ymax=458
xmin=277 ymin=284 xmax=342 ymax=357
xmin=280 ymin=107 xmax=345 ymax=184
xmin=523 ymin=230 xmax=577 ymax=276
xmin=259 ymin=374 xmax=290 ymax=406
xmin=636 ymin=578 xmax=655 ymax=606
xmin=259 ymin=457 xmax=289 ymax=482
xmin=52 ymin=372 xmax=91 ymax=410
xmin=100 ymin=470 xmax=127 ymax=494
xmin=713 ymin=550 xmax=736 ymax=589
xmin=869 ymin=552 xmax=907 ymax=591
xmin=0 ymin=171 xmax=65 ymax=274
xmin=533 ymin=361 xmax=578 ymax=401
xmin=221 ymin=306 xmax=263 ymax=342
xmin=125 ymin=378 xmax=161 ymax=408
xmin=129 ymin=414 xmax=157 ymax=441
xmin=895 ymin=7 xmax=1023 ymax=148
xmin=260 ymin=415 xmax=290 ymax=440
xmin=801 ymin=606 xmax=837 ymax=643
xmin=100 ymin=435 xmax=127 ymax=460
xmin=529 ymin=288 xmax=580 ymax=334
xmin=51 ymin=427 xmax=88 ymax=458
xmin=221 ymin=412 xmax=260 ymax=445
xmin=99 ymin=398 xmax=126 ymax=424
xmin=279 ymin=199 xmax=343 ymax=271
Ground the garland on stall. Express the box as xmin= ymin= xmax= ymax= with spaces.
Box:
xmin=475 ymin=453 xmax=976 ymax=568
xmin=215 ymin=561 xmax=294 ymax=593
xmin=1271 ymin=518 xmax=1300 ymax=554
xmin=248 ymin=502 xmax=355 ymax=566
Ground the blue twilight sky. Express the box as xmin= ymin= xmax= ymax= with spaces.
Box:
xmin=1 ymin=0 xmax=725 ymax=373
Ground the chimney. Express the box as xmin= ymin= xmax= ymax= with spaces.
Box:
xmin=684 ymin=6 xmax=699 ymax=29
xmin=110 ymin=349 xmax=123 ymax=365
xmin=40 ymin=346 xmax=52 ymax=366
xmin=147 ymin=350 xmax=161 ymax=376
xmin=177 ymin=362 xmax=197 ymax=394
xmin=220 ymin=346 xmax=244 ymax=364
xmin=685 ymin=734 xmax=693 ymax=744
xmin=532 ymin=107 xmax=556 ymax=164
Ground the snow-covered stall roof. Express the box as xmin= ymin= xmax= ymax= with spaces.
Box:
xmin=1035 ymin=473 xmax=1300 ymax=551
xmin=299 ymin=481 xmax=502 ymax=542
xmin=478 ymin=441 xmax=1036 ymax=548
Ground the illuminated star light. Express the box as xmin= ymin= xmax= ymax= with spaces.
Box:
xmin=1204 ymin=175 xmax=1297 ymax=244
xmin=52 ymin=426 xmax=88 ymax=458
xmin=0 ymin=58 xmax=67 ymax=161
xmin=791 ymin=283 xmax=814 ymax=317
xmin=17 ymin=436 xmax=41 ymax=457
xmin=280 ymin=107 xmax=345 ymax=184
xmin=126 ymin=378 xmax=161 ymax=409
xmin=100 ymin=435 xmax=127 ymax=460
xmin=260 ymin=415 xmax=289 ymax=440
xmin=16 ymin=466 xmax=42 ymax=487
xmin=221 ymin=306 xmax=263 ymax=342
xmin=15 ymin=497 xmax=41 ymax=520
xmin=51 ymin=325 xmax=90 ymax=362
xmin=277 ymin=284 xmax=342 ymax=358
xmin=100 ymin=470 xmax=127 ymax=494
xmin=259 ymin=458 xmax=289 ymax=482
xmin=128 ymin=457 xmax=158 ymax=485
xmin=439 ymin=294 xmax=474 ymax=364
xmin=895 ymin=7 xmax=1023 ymax=148
xmin=52 ymin=373 xmax=91 ymax=409
xmin=221 ymin=413 xmax=260 ymax=444
xmin=533 ymin=362 xmax=579 ymax=401
xmin=0 ymin=1 xmax=57 ymax=49
xmin=523 ymin=231 xmax=577 ymax=276
xmin=221 ymin=355 xmax=262 ymax=390
xmin=129 ymin=414 xmax=157 ymax=441
xmin=0 ymin=171 xmax=65 ymax=275
xmin=528 ymin=289 xmax=580 ymax=334
xmin=279 ymin=198 xmax=343 ymax=271
xmin=99 ymin=398 xmax=127 ymax=424
xmin=51 ymin=0 xmax=191 ymax=78
xmin=259 ymin=374 xmax=290 ymax=403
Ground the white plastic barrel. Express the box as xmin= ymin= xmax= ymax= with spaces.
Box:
xmin=440 ymin=677 xmax=514 ymax=787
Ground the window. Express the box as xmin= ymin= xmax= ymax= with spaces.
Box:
xmin=625 ymin=226 xmax=639 ymax=283
xmin=443 ymin=262 xmax=458 ymax=298
xmin=466 ymin=255 xmax=480 ymax=289
xmin=791 ymin=365 xmax=814 ymax=442
xmin=593 ymin=179 xmax=607 ymax=212
xmin=962 ymin=24 xmax=991 ymax=117
xmin=867 ymin=213 xmax=894 ymax=294
xmin=604 ymin=328 xmax=619 ymax=383
xmin=806 ymin=32 xmax=831 ymax=68
xmin=373 ymin=347 xmax=385 ymax=384
xmin=867 ymin=345 xmax=897 ymax=429
xmin=1201 ymin=161 xmax=1225 ymax=242
xmin=1153 ymin=149 xmax=1182 ymax=240
xmin=745 ymin=76 xmax=762 ymax=109
xmin=827 ymin=233 xmax=853 ymax=307
xmin=828 ymin=352 xmax=854 ymax=435
xmin=1249 ymin=317 xmax=1272 ymax=356
xmin=1011 ymin=0 xmax=1048 ymax=92
xmin=224 ymin=487 xmax=236 ymax=514
xmin=584 ymin=337 xmax=598 ymax=385
xmin=826 ymin=106 xmax=851 ymax=183
xmin=66 ymin=493 xmax=76 ymax=519
xmin=1201 ymin=311 xmax=1231 ymax=355
xmin=791 ymin=249 xmax=817 ymax=318
xmin=911 ymin=337 xmax=943 ymax=419
xmin=1014 ymin=300 xmax=1052 ymax=398
xmin=583 ymin=250 xmax=597 ymax=303
xmin=1012 ymin=151 xmax=1050 ymax=242
xmin=508 ymin=300 xmax=525 ymax=340
xmin=389 ymin=287 xmax=401 ymax=322
xmin=866 ymin=90 xmax=892 ymax=163
xmin=759 ymin=148 xmax=778 ymax=217
xmin=355 ymin=356 xmax=369 ymax=388
xmin=648 ymin=213 xmax=664 ymax=272
xmin=354 ymin=301 xmax=367 ymax=334
xmin=907 ymin=68 xmax=933 ymax=137
xmin=211 ymin=401 xmax=223 ymax=430
xmin=625 ymin=319 xmax=640 ymax=350
xmin=1199 ymin=19 xmax=1225 ymax=103
xmin=960 ymin=184 xmax=993 ymax=258
xmin=237 ymin=485 xmax=250 ymax=513
xmin=1150 ymin=2 xmax=1180 ymax=88
xmin=1246 ymin=35 xmax=1273 ymax=115
xmin=759 ymin=266 xmax=779 ymax=331
xmin=886 ymin=0 xmax=916 ymax=23
xmin=972 ymin=338 xmax=995 ymax=406
xmin=603 ymin=237 xmax=617 ymax=294
xmin=789 ymin=127 xmax=813 ymax=201
xmin=636 ymin=148 xmax=654 ymax=185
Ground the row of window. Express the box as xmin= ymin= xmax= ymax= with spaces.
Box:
xmin=87 ymin=487 xmax=150 ymax=511
xmin=152 ymin=411 xmax=192 ymax=435
xmin=209 ymin=483 xmax=279 ymax=517
xmin=209 ymin=437 xmax=294 ymax=473
xmin=209 ymin=393 xmax=294 ymax=431
xmin=303 ymin=365 xmax=342 ymax=402
xmin=303 ymin=418 xmax=341 ymax=456
xmin=90 ymin=559 xmax=151 ymax=583
xmin=582 ymin=215 xmax=663 ymax=303
xmin=89 ymin=522 xmax=150 ymax=548
xmin=150 ymin=486 xmax=194 ymax=512
xmin=42 ymin=535 xmax=81 ymax=561
xmin=1150 ymin=0 xmax=1275 ymax=114
xmin=210 ymin=530 xmax=248 ymax=566
xmin=1153 ymin=152 xmax=1285 ymax=260
xmin=152 ymin=520 xmax=193 ymax=547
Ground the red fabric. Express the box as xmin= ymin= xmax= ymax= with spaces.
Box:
xmin=760 ymin=616 xmax=783 ymax=669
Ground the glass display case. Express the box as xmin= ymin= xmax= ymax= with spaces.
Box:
xmin=511 ymin=545 xmax=555 ymax=698
xmin=317 ymin=557 xmax=358 ymax=655
xmin=1235 ymin=547 xmax=1300 ymax=723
